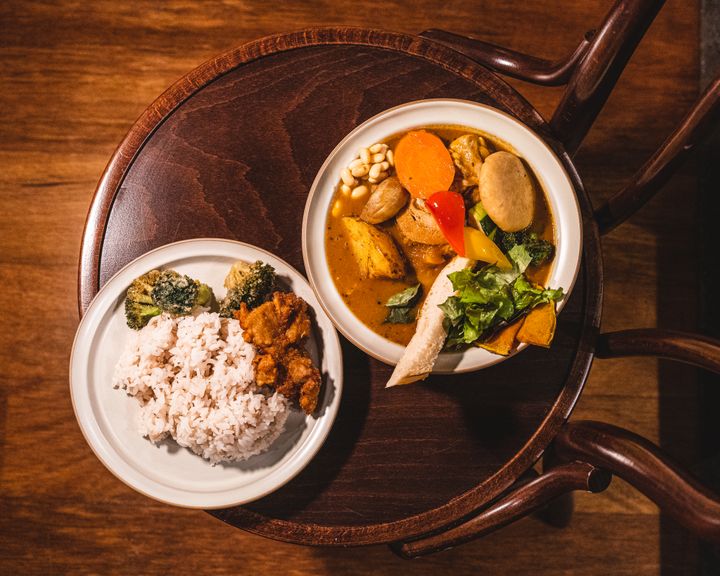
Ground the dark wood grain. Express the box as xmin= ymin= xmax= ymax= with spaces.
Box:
xmin=594 ymin=76 xmax=720 ymax=233
xmin=0 ymin=0 xmax=704 ymax=574
xmin=550 ymin=0 xmax=665 ymax=154
xmin=78 ymin=28 xmax=602 ymax=545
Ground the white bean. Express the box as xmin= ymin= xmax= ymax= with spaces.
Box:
xmin=341 ymin=168 xmax=356 ymax=187
xmin=351 ymin=184 xmax=369 ymax=200
xmin=340 ymin=184 xmax=352 ymax=197
xmin=359 ymin=148 xmax=371 ymax=164
xmin=379 ymin=161 xmax=390 ymax=172
xmin=386 ymin=149 xmax=394 ymax=166
xmin=351 ymin=164 xmax=369 ymax=178
xmin=371 ymin=152 xmax=385 ymax=163
xmin=348 ymin=158 xmax=364 ymax=170
xmin=332 ymin=199 xmax=344 ymax=217
xmin=368 ymin=163 xmax=382 ymax=180
xmin=376 ymin=171 xmax=388 ymax=181
xmin=369 ymin=143 xmax=386 ymax=154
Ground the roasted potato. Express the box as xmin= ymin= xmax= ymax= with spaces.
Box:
xmin=341 ymin=217 xmax=406 ymax=280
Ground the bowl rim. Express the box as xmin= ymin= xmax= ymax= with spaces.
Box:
xmin=302 ymin=98 xmax=582 ymax=371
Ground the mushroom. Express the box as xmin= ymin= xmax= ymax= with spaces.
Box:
xmin=478 ymin=151 xmax=535 ymax=232
xmin=360 ymin=177 xmax=408 ymax=224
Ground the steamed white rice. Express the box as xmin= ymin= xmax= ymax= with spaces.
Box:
xmin=112 ymin=312 xmax=289 ymax=464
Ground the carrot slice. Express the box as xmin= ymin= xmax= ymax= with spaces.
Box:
xmin=394 ymin=130 xmax=456 ymax=199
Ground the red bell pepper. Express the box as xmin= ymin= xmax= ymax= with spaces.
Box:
xmin=425 ymin=191 xmax=466 ymax=256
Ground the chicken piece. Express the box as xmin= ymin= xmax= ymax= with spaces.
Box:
xmin=253 ymin=353 xmax=278 ymax=386
xmin=236 ymin=291 xmax=321 ymax=414
xmin=237 ymin=291 xmax=311 ymax=348
xmin=449 ymin=134 xmax=486 ymax=187
xmin=280 ymin=348 xmax=322 ymax=414
xmin=237 ymin=300 xmax=283 ymax=347
xmin=283 ymin=298 xmax=311 ymax=345
xmin=395 ymin=199 xmax=446 ymax=245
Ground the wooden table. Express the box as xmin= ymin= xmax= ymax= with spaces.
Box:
xmin=0 ymin=1 xmax=710 ymax=574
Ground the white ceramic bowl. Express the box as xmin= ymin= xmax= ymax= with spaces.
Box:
xmin=303 ymin=99 xmax=582 ymax=372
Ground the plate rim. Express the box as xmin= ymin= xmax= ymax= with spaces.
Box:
xmin=70 ymin=237 xmax=344 ymax=509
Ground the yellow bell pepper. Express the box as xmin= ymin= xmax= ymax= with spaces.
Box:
xmin=463 ymin=226 xmax=512 ymax=269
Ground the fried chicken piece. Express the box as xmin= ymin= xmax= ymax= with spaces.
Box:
xmin=237 ymin=291 xmax=321 ymax=414
xmin=253 ymin=353 xmax=278 ymax=387
xmin=237 ymin=291 xmax=311 ymax=348
xmin=281 ymin=348 xmax=321 ymax=414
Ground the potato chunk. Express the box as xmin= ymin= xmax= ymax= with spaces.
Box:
xmin=340 ymin=217 xmax=405 ymax=280
xmin=479 ymin=151 xmax=535 ymax=232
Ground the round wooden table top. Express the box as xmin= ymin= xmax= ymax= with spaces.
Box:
xmin=78 ymin=28 xmax=602 ymax=546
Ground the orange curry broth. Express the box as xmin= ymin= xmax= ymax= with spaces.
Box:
xmin=325 ymin=125 xmax=555 ymax=346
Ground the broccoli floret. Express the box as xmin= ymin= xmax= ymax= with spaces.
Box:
xmin=498 ymin=230 xmax=554 ymax=266
xmin=220 ymin=260 xmax=277 ymax=317
xmin=125 ymin=299 xmax=162 ymax=330
xmin=523 ymin=232 xmax=555 ymax=266
xmin=124 ymin=268 xmax=215 ymax=329
xmin=124 ymin=269 xmax=162 ymax=330
xmin=151 ymin=270 xmax=213 ymax=316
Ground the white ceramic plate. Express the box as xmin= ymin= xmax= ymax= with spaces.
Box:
xmin=70 ymin=238 xmax=343 ymax=509
xmin=303 ymin=99 xmax=582 ymax=372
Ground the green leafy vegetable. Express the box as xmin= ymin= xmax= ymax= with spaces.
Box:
xmin=385 ymin=284 xmax=422 ymax=307
xmin=440 ymin=264 xmax=563 ymax=348
xmin=385 ymin=307 xmax=417 ymax=324
xmin=511 ymin=275 xmax=564 ymax=310
xmin=470 ymin=202 xmax=555 ymax=267
xmin=522 ymin=232 xmax=555 ymax=266
xmin=507 ymin=244 xmax=532 ymax=274
xmin=384 ymin=283 xmax=422 ymax=324
xmin=500 ymin=231 xmax=554 ymax=266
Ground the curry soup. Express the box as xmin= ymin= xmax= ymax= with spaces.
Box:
xmin=325 ymin=125 xmax=555 ymax=346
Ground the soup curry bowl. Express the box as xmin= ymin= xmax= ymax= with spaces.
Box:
xmin=302 ymin=99 xmax=582 ymax=373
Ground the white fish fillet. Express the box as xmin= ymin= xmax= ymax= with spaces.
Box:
xmin=386 ymin=256 xmax=472 ymax=387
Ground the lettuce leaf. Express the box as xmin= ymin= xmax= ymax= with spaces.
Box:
xmin=440 ymin=264 xmax=563 ymax=347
